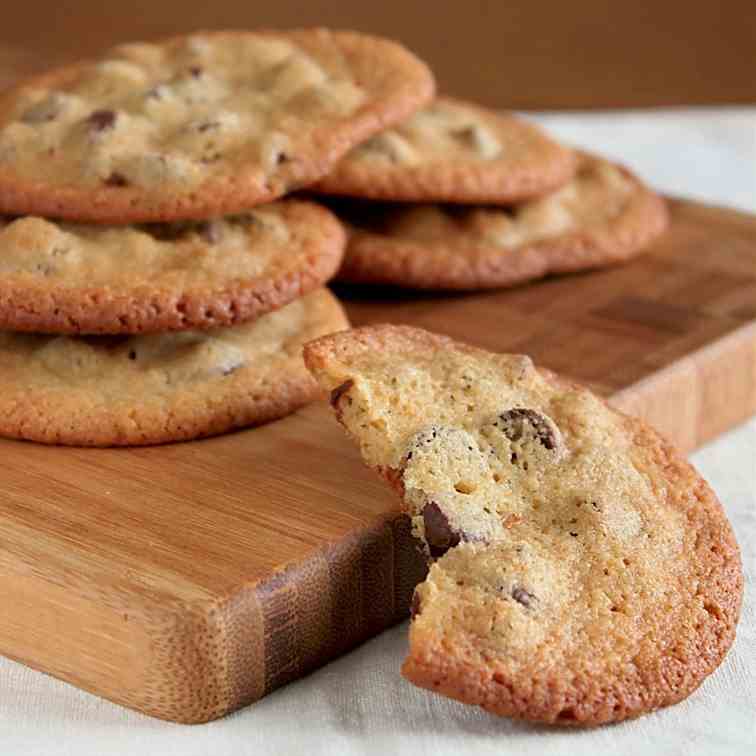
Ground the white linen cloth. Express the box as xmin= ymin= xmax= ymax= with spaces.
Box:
xmin=1 ymin=108 xmax=754 ymax=756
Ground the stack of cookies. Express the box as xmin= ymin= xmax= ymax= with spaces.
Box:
xmin=0 ymin=30 xmax=435 ymax=446
xmin=0 ymin=28 xmax=669 ymax=449
xmin=312 ymin=98 xmax=668 ymax=290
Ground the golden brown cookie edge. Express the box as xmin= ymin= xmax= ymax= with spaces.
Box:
xmin=0 ymin=200 xmax=345 ymax=334
xmin=313 ymin=97 xmax=577 ymax=204
xmin=336 ymin=155 xmax=668 ymax=290
xmin=0 ymin=288 xmax=350 ymax=447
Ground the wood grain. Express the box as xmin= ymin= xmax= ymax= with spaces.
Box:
xmin=0 ymin=409 xmax=426 ymax=723
xmin=0 ymin=199 xmax=755 ymax=722
xmin=1 ymin=1 xmax=755 ymax=109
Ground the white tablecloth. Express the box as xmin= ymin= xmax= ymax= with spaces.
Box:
xmin=1 ymin=108 xmax=755 ymax=756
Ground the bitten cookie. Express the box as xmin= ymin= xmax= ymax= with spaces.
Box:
xmin=0 ymin=29 xmax=434 ymax=222
xmin=304 ymin=325 xmax=743 ymax=726
xmin=0 ymin=199 xmax=344 ymax=334
xmin=333 ymin=154 xmax=668 ymax=290
xmin=314 ymin=97 xmax=575 ymax=203
xmin=0 ymin=288 xmax=348 ymax=446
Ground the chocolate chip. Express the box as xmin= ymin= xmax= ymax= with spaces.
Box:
xmin=329 ymin=379 xmax=354 ymax=409
xmin=276 ymin=151 xmax=290 ymax=165
xmin=495 ymin=408 xmax=560 ymax=451
xmin=86 ymin=109 xmax=117 ymax=132
xmin=197 ymin=120 xmax=220 ymax=133
xmin=511 ymin=586 xmax=536 ymax=607
xmin=188 ymin=66 xmax=203 ymax=78
xmin=422 ymin=501 xmax=461 ymax=559
xmin=222 ymin=361 xmax=243 ymax=376
xmin=451 ymin=126 xmax=477 ymax=143
xmin=104 ymin=172 xmax=129 ymax=187
xmin=410 ymin=590 xmax=423 ymax=620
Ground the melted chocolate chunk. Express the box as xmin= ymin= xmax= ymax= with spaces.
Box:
xmin=495 ymin=408 xmax=560 ymax=451
xmin=511 ymin=585 xmax=536 ymax=608
xmin=86 ymin=109 xmax=117 ymax=132
xmin=197 ymin=120 xmax=220 ymax=133
xmin=451 ymin=125 xmax=478 ymax=144
xmin=221 ymin=361 xmax=244 ymax=376
xmin=329 ymin=379 xmax=354 ymax=408
xmin=422 ymin=501 xmax=461 ymax=559
xmin=104 ymin=172 xmax=129 ymax=187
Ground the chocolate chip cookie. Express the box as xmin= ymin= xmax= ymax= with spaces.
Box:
xmin=0 ymin=199 xmax=344 ymax=334
xmin=0 ymin=288 xmax=347 ymax=446
xmin=333 ymin=153 xmax=668 ymax=290
xmin=314 ymin=97 xmax=575 ymax=203
xmin=304 ymin=325 xmax=743 ymax=725
xmin=0 ymin=30 xmax=434 ymax=222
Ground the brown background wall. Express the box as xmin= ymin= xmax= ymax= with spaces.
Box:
xmin=1 ymin=0 xmax=755 ymax=109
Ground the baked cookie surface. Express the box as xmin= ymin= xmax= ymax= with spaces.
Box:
xmin=0 ymin=199 xmax=344 ymax=334
xmin=314 ymin=97 xmax=575 ymax=203
xmin=334 ymin=154 xmax=667 ymax=290
xmin=0 ymin=30 xmax=434 ymax=222
xmin=0 ymin=288 xmax=348 ymax=446
xmin=304 ymin=325 xmax=743 ymax=725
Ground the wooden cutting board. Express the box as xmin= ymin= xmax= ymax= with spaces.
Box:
xmin=0 ymin=199 xmax=755 ymax=723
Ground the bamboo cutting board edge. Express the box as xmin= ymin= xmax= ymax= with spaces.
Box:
xmin=0 ymin=462 xmax=425 ymax=724
xmin=611 ymin=318 xmax=756 ymax=453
